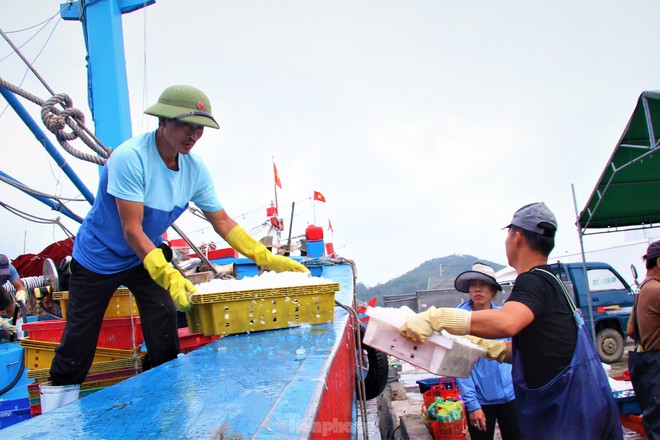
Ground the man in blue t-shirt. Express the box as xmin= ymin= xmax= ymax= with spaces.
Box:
xmin=49 ymin=85 xmax=309 ymax=395
xmin=0 ymin=253 xmax=28 ymax=337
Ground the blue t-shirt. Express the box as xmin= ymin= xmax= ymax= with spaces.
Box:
xmin=454 ymin=300 xmax=516 ymax=412
xmin=73 ymin=131 xmax=222 ymax=274
xmin=1 ymin=265 xmax=20 ymax=285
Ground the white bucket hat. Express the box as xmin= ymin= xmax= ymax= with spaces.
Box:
xmin=454 ymin=262 xmax=502 ymax=293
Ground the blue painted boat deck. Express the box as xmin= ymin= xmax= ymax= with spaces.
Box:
xmin=2 ymin=264 xmax=357 ymax=439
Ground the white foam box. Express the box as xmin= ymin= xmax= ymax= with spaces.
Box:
xmin=363 ymin=306 xmax=486 ymax=378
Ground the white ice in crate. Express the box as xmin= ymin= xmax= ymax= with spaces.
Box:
xmin=195 ymin=271 xmax=335 ymax=294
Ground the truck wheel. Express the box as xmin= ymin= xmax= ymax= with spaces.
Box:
xmin=356 ymin=324 xmax=389 ymax=400
xmin=596 ymin=328 xmax=624 ymax=364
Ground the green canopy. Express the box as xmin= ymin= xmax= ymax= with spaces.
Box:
xmin=578 ymin=90 xmax=660 ymax=233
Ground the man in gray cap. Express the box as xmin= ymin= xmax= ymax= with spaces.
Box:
xmin=399 ymin=202 xmax=622 ymax=439
xmin=48 ymin=85 xmax=309 ymax=403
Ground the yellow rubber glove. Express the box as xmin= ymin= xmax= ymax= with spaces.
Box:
xmin=461 ymin=335 xmax=508 ymax=363
xmin=143 ymin=248 xmax=196 ymax=312
xmin=1 ymin=319 xmax=16 ymax=336
xmin=399 ymin=306 xmax=471 ymax=343
xmin=225 ymin=225 xmax=310 ymax=274
xmin=15 ymin=290 xmax=27 ymax=304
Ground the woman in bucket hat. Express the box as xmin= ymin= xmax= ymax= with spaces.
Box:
xmin=454 ymin=263 xmax=521 ymax=440
xmin=47 ymin=85 xmax=310 ymax=409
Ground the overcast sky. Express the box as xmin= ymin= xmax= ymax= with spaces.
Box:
xmin=1 ymin=1 xmax=659 ymax=286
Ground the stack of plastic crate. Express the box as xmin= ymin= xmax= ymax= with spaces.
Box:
xmin=22 ymin=288 xmax=144 ymax=416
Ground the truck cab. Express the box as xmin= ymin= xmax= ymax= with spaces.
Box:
xmin=549 ymin=262 xmax=634 ymax=363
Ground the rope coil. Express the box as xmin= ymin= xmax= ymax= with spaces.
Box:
xmin=1 ymin=76 xmax=112 ymax=165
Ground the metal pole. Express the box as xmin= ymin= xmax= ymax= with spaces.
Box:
xmin=572 ymin=183 xmax=596 ymax=340
xmin=170 ymin=223 xmax=219 ymax=277
xmin=286 ymin=202 xmax=296 ymax=253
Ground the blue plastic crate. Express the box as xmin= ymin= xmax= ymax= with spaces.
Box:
xmin=613 ymin=391 xmax=641 ymax=415
xmin=306 ymin=240 xmax=325 ymax=258
xmin=0 ymin=397 xmax=30 ymax=429
xmin=0 ymin=407 xmax=31 ymax=428
xmin=0 ymin=397 xmax=29 ymax=412
xmin=416 ymin=377 xmax=459 ymax=395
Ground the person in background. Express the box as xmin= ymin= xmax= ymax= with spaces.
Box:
xmin=627 ymin=240 xmax=660 ymax=438
xmin=48 ymin=85 xmax=310 ymax=401
xmin=0 ymin=253 xmax=28 ymax=337
xmin=399 ymin=202 xmax=622 ymax=439
xmin=453 ymin=263 xmax=520 ymax=440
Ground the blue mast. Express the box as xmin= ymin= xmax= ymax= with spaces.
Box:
xmin=61 ymin=0 xmax=155 ymax=152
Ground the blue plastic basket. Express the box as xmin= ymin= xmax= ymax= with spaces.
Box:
xmin=612 ymin=391 xmax=641 ymax=416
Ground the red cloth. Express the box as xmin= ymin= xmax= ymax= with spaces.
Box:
xmin=12 ymin=238 xmax=74 ymax=277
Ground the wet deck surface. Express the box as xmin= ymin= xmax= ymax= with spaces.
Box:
xmin=3 ymin=265 xmax=358 ymax=439
xmin=3 ymin=313 xmax=351 ymax=439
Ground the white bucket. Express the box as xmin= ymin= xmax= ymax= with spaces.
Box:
xmin=39 ymin=382 xmax=80 ymax=413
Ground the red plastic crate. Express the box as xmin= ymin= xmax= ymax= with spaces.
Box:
xmin=423 ymin=381 xmax=468 ymax=440
xmin=189 ymin=247 xmax=238 ymax=260
xmin=23 ymin=317 xmax=143 ymax=349
xmin=620 ymin=414 xmax=646 ymax=436
xmin=178 ymin=328 xmax=221 ymax=353
xmin=428 ymin=419 xmax=467 ymax=440
xmin=423 ymin=380 xmax=462 ymax=404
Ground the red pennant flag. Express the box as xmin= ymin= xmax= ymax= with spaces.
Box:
xmin=328 ymin=219 xmax=334 ymax=234
xmin=273 ymin=162 xmax=282 ymax=189
xmin=313 ymin=191 xmax=326 ymax=203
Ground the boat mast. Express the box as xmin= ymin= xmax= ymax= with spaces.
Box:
xmin=62 ymin=0 xmax=155 ymax=149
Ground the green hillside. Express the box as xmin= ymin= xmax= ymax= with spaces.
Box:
xmin=355 ymin=254 xmax=506 ymax=305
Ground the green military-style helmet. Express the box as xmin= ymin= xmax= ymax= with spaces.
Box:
xmin=144 ymin=85 xmax=219 ymax=129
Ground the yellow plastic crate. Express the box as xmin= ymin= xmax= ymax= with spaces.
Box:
xmin=53 ymin=288 xmax=139 ymax=320
xmin=19 ymin=338 xmax=139 ymax=371
xmin=186 ymin=283 xmax=339 ymax=336
xmin=27 ymin=353 xmax=146 ymax=380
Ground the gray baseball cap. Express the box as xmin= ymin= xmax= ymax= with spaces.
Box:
xmin=504 ymin=202 xmax=557 ymax=237
xmin=0 ymin=254 xmax=10 ymax=276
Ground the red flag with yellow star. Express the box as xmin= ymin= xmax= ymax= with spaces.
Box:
xmin=273 ymin=162 xmax=282 ymax=189
xmin=313 ymin=191 xmax=326 ymax=203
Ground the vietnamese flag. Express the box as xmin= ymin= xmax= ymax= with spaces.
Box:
xmin=273 ymin=162 xmax=282 ymax=189
xmin=313 ymin=191 xmax=326 ymax=202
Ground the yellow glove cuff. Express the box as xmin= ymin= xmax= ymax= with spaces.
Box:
xmin=225 ymin=225 xmax=310 ymax=274
xmin=225 ymin=225 xmax=273 ymax=266
xmin=15 ymin=290 xmax=27 ymax=303
xmin=441 ymin=308 xmax=471 ymax=335
xmin=143 ymin=248 xmax=172 ymax=289
xmin=422 ymin=307 xmax=471 ymax=335
xmin=462 ymin=335 xmax=507 ymax=362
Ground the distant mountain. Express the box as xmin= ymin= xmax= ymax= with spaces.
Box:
xmin=355 ymin=254 xmax=506 ymax=306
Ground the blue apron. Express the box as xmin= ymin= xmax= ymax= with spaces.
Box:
xmin=511 ymin=269 xmax=623 ymax=440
